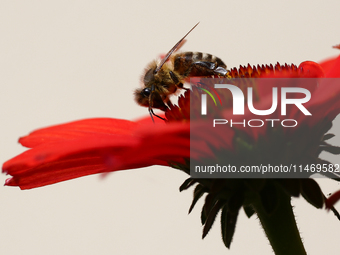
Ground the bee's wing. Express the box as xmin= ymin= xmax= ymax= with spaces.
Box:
xmin=155 ymin=22 xmax=199 ymax=73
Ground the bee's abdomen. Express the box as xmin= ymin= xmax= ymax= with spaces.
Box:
xmin=192 ymin=52 xmax=226 ymax=67
xmin=173 ymin=52 xmax=227 ymax=77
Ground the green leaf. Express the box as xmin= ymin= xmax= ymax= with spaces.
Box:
xmin=179 ymin=178 xmax=196 ymax=192
xmin=221 ymin=205 xmax=239 ymax=248
xmin=188 ymin=185 xmax=207 ymax=214
xmin=202 ymin=200 xmax=225 ymax=238
xmin=243 ymin=205 xmax=255 ymax=218
xmin=323 ymin=133 xmax=335 ymax=141
xmin=201 ymin=194 xmax=214 ymax=225
xmin=322 ymin=145 xmax=340 ymax=155
xmin=300 ymin=179 xmax=324 ymax=209
xmin=201 ymin=206 xmax=207 ymax=225
xmin=203 ymin=193 xmax=216 ymax=216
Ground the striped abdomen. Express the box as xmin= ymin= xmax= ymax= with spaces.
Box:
xmin=172 ymin=52 xmax=227 ymax=77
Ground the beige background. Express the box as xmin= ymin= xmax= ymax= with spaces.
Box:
xmin=1 ymin=0 xmax=340 ymax=254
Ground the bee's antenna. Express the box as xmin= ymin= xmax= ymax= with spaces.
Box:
xmin=154 ymin=22 xmax=199 ymax=74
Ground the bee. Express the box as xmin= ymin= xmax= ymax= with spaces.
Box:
xmin=134 ymin=23 xmax=229 ymax=121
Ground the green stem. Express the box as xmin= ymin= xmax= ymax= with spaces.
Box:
xmin=252 ymin=187 xmax=307 ymax=255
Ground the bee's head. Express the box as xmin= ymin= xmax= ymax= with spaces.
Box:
xmin=134 ymin=23 xmax=199 ymax=120
xmin=134 ymin=87 xmax=167 ymax=110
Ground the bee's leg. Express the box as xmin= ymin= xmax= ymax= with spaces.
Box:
xmin=192 ymin=61 xmax=228 ymax=76
xmin=148 ymin=106 xmax=155 ymax=123
xmin=148 ymin=89 xmax=166 ymax=123
xmin=148 ymin=107 xmax=166 ymax=122
xmin=169 ymin=71 xmax=181 ymax=85
xmin=169 ymin=71 xmax=185 ymax=90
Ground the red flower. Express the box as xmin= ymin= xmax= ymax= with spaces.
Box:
xmin=2 ymin=52 xmax=340 ymax=254
xmin=2 ymin=55 xmax=340 ymax=189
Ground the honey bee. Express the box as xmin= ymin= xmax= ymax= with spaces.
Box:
xmin=134 ymin=23 xmax=229 ymax=121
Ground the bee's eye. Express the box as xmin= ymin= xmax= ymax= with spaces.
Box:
xmin=141 ymin=88 xmax=151 ymax=97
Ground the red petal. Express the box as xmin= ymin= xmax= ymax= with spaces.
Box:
xmin=2 ymin=118 xmax=189 ymax=189
xmin=298 ymin=61 xmax=325 ymax=77
xmin=5 ymin=156 xmax=109 ymax=189
xmin=20 ymin=118 xmax=138 ymax=148
xmin=319 ymin=55 xmax=340 ymax=78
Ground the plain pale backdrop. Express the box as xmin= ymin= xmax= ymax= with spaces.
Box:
xmin=1 ymin=0 xmax=340 ymax=254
